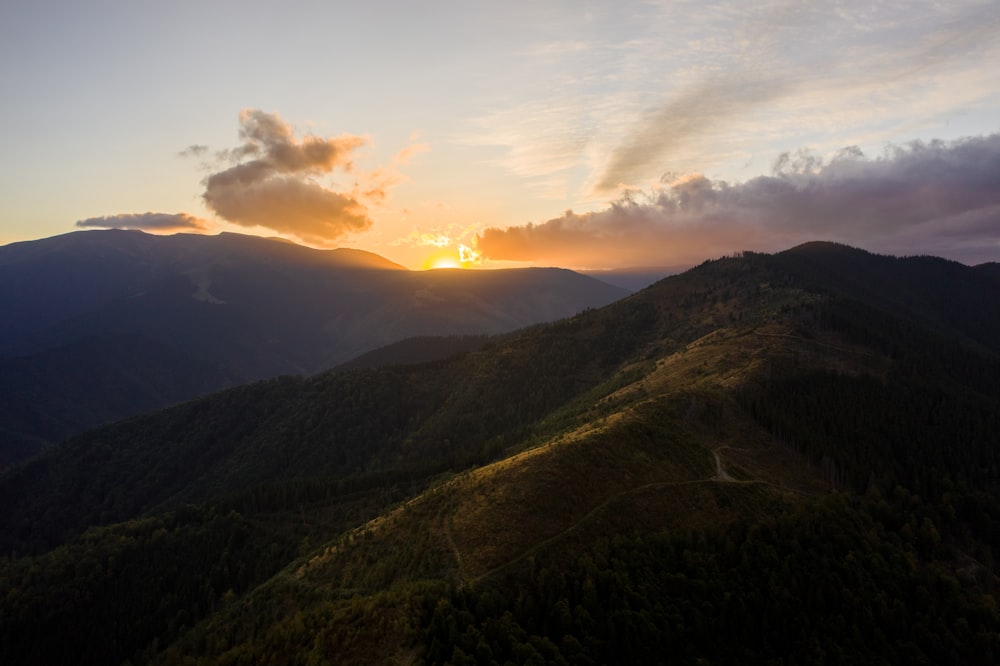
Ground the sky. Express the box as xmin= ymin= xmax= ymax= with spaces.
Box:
xmin=2 ymin=0 xmax=999 ymax=270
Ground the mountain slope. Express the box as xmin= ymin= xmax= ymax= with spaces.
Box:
xmin=332 ymin=335 xmax=492 ymax=372
xmin=0 ymin=230 xmax=627 ymax=467
xmin=0 ymin=334 xmax=238 ymax=468
xmin=2 ymin=243 xmax=1000 ymax=664
xmin=0 ymin=229 xmax=404 ymax=352
xmin=773 ymin=241 xmax=1000 ymax=355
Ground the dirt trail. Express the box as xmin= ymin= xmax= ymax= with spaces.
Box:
xmin=752 ymin=330 xmax=877 ymax=357
xmin=444 ymin=515 xmax=468 ymax=586
xmin=469 ymin=446 xmax=772 ymax=583
xmin=713 ymin=448 xmax=735 ymax=481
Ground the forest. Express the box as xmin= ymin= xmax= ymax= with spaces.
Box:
xmin=2 ymin=242 xmax=1000 ymax=664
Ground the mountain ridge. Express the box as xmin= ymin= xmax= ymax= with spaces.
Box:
xmin=773 ymin=241 xmax=1000 ymax=356
xmin=0 ymin=230 xmax=627 ymax=467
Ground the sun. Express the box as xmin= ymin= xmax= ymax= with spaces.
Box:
xmin=423 ymin=250 xmax=463 ymax=270
xmin=421 ymin=243 xmax=481 ymax=270
xmin=429 ymin=256 xmax=461 ymax=269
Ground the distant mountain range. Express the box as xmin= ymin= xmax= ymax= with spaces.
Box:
xmin=0 ymin=229 xmax=627 ymax=467
xmin=2 ymin=241 xmax=999 ymax=664
xmin=579 ymin=265 xmax=688 ymax=291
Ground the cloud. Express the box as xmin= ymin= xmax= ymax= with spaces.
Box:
xmin=362 ymin=139 xmax=430 ymax=203
xmin=462 ymin=99 xmax=596 ymax=198
xmin=75 ymin=212 xmax=208 ymax=232
xmin=179 ymin=144 xmax=209 ymax=158
xmin=594 ymin=74 xmax=790 ymax=193
xmin=392 ymin=137 xmax=430 ymax=165
xmin=202 ymin=109 xmax=376 ymax=244
xmin=476 ymin=134 xmax=1000 ymax=268
xmin=594 ymin=2 xmax=1000 ymax=194
xmin=466 ymin=2 xmax=1000 ymax=200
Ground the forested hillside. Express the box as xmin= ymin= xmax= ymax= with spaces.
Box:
xmin=2 ymin=242 xmax=999 ymax=665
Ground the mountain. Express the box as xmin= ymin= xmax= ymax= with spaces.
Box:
xmin=2 ymin=242 xmax=1000 ymax=664
xmin=332 ymin=334 xmax=492 ymax=372
xmin=771 ymin=241 xmax=1000 ymax=355
xmin=0 ymin=334 xmax=237 ymax=469
xmin=0 ymin=230 xmax=627 ymax=467
xmin=0 ymin=229 xmax=403 ymax=352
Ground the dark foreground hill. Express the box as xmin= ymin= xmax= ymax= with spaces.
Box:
xmin=2 ymin=242 xmax=1000 ymax=665
xmin=0 ymin=230 xmax=626 ymax=466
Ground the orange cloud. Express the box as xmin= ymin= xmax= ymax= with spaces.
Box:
xmin=476 ymin=206 xmax=722 ymax=268
xmin=392 ymin=138 xmax=430 ymax=165
xmin=202 ymin=109 xmax=376 ymax=244
xmin=227 ymin=108 xmax=366 ymax=172
xmin=204 ymin=175 xmax=370 ymax=244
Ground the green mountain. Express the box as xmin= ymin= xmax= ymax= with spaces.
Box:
xmin=0 ymin=333 xmax=238 ymax=469
xmin=2 ymin=242 xmax=999 ymax=665
xmin=332 ymin=335 xmax=492 ymax=372
xmin=0 ymin=230 xmax=627 ymax=467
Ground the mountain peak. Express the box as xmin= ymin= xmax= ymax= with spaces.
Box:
xmin=1 ymin=229 xmax=409 ymax=271
xmin=779 ymin=240 xmax=873 ymax=259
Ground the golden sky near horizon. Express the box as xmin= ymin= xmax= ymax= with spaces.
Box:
xmin=2 ymin=1 xmax=1000 ymax=269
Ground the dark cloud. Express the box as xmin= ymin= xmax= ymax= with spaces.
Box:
xmin=202 ymin=109 xmax=374 ymax=244
xmin=75 ymin=212 xmax=208 ymax=232
xmin=179 ymin=144 xmax=209 ymax=158
xmin=478 ymin=134 xmax=1000 ymax=268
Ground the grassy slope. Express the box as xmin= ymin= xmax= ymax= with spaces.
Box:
xmin=154 ymin=312 xmax=858 ymax=664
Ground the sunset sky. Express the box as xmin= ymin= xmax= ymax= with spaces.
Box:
xmin=2 ymin=1 xmax=999 ymax=270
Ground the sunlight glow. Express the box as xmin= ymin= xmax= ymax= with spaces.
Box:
xmin=423 ymin=246 xmax=464 ymax=269
xmin=419 ymin=238 xmax=485 ymax=270
xmin=429 ymin=256 xmax=461 ymax=269
xmin=459 ymin=243 xmax=482 ymax=264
